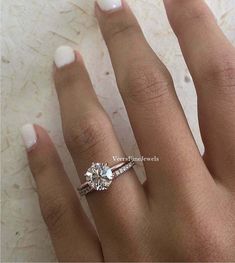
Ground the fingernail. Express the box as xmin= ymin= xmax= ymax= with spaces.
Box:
xmin=96 ymin=0 xmax=122 ymax=12
xmin=21 ymin=124 xmax=37 ymax=150
xmin=54 ymin=46 xmax=75 ymax=68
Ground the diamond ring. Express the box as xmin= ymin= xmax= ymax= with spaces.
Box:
xmin=78 ymin=161 xmax=135 ymax=196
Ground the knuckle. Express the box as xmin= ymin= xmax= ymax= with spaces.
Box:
xmin=184 ymin=6 xmax=212 ymax=24
xmin=31 ymin=156 xmax=61 ymax=178
xmin=40 ymin=195 xmax=69 ymax=235
xmin=54 ymin=64 xmax=79 ymax=92
xmin=64 ymin=112 xmax=113 ymax=156
xmin=191 ymin=223 xmax=232 ymax=260
xmin=31 ymin=160 xmax=49 ymax=177
xmin=201 ymin=56 xmax=235 ymax=96
xmin=104 ymin=21 xmax=141 ymax=44
xmin=172 ymin=5 xmax=213 ymax=37
xmin=123 ymin=62 xmax=172 ymax=105
xmin=180 ymin=201 xmax=235 ymax=260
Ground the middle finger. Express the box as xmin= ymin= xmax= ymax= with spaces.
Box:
xmin=96 ymin=0 xmax=210 ymax=197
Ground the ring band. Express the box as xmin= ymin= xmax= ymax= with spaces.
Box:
xmin=78 ymin=161 xmax=135 ymax=196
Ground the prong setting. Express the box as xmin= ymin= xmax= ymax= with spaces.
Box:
xmin=79 ymin=161 xmax=135 ymax=196
xmin=85 ymin=163 xmax=113 ymax=191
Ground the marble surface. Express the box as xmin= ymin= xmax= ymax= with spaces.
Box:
xmin=1 ymin=0 xmax=235 ymax=262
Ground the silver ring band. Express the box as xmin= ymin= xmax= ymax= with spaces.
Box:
xmin=78 ymin=161 xmax=135 ymax=196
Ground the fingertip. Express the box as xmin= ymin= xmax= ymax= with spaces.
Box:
xmin=94 ymin=1 xmax=101 ymax=18
xmin=21 ymin=124 xmax=38 ymax=152
xmin=74 ymin=50 xmax=84 ymax=64
xmin=33 ymin=125 xmax=58 ymax=153
xmin=163 ymin=0 xmax=173 ymax=5
xmin=21 ymin=124 xmax=55 ymax=154
xmin=33 ymin=124 xmax=51 ymax=141
xmin=22 ymin=124 xmax=63 ymax=180
xmin=54 ymin=45 xmax=76 ymax=69
xmin=95 ymin=0 xmax=123 ymax=13
xmin=53 ymin=46 xmax=84 ymax=74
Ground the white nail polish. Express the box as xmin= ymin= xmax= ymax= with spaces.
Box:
xmin=97 ymin=0 xmax=122 ymax=12
xmin=21 ymin=124 xmax=37 ymax=150
xmin=54 ymin=46 xmax=75 ymax=68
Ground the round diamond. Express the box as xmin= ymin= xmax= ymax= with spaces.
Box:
xmin=85 ymin=163 xmax=114 ymax=191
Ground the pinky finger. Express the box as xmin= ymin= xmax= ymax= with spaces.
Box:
xmin=21 ymin=124 xmax=103 ymax=262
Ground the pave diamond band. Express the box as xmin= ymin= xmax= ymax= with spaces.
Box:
xmin=78 ymin=161 xmax=135 ymax=196
xmin=112 ymin=161 xmax=135 ymax=178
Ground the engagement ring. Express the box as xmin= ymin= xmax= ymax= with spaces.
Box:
xmin=78 ymin=161 xmax=135 ymax=196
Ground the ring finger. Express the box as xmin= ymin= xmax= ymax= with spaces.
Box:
xmin=53 ymin=46 xmax=148 ymax=260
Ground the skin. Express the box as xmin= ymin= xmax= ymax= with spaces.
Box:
xmin=25 ymin=0 xmax=235 ymax=261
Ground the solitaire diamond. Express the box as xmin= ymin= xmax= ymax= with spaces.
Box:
xmin=85 ymin=163 xmax=114 ymax=191
xmin=79 ymin=161 xmax=135 ymax=196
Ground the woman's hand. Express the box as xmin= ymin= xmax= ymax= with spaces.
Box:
xmin=21 ymin=0 xmax=235 ymax=261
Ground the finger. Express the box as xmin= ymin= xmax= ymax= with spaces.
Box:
xmin=95 ymin=1 xmax=211 ymax=196
xmin=21 ymin=124 xmax=102 ymax=262
xmin=53 ymin=46 xmax=148 ymax=260
xmin=164 ymin=0 xmax=235 ymax=183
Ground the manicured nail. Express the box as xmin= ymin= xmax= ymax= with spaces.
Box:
xmin=21 ymin=124 xmax=37 ymax=150
xmin=97 ymin=0 xmax=122 ymax=12
xmin=54 ymin=46 xmax=75 ymax=68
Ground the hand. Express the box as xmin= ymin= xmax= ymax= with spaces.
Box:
xmin=21 ymin=0 xmax=235 ymax=261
